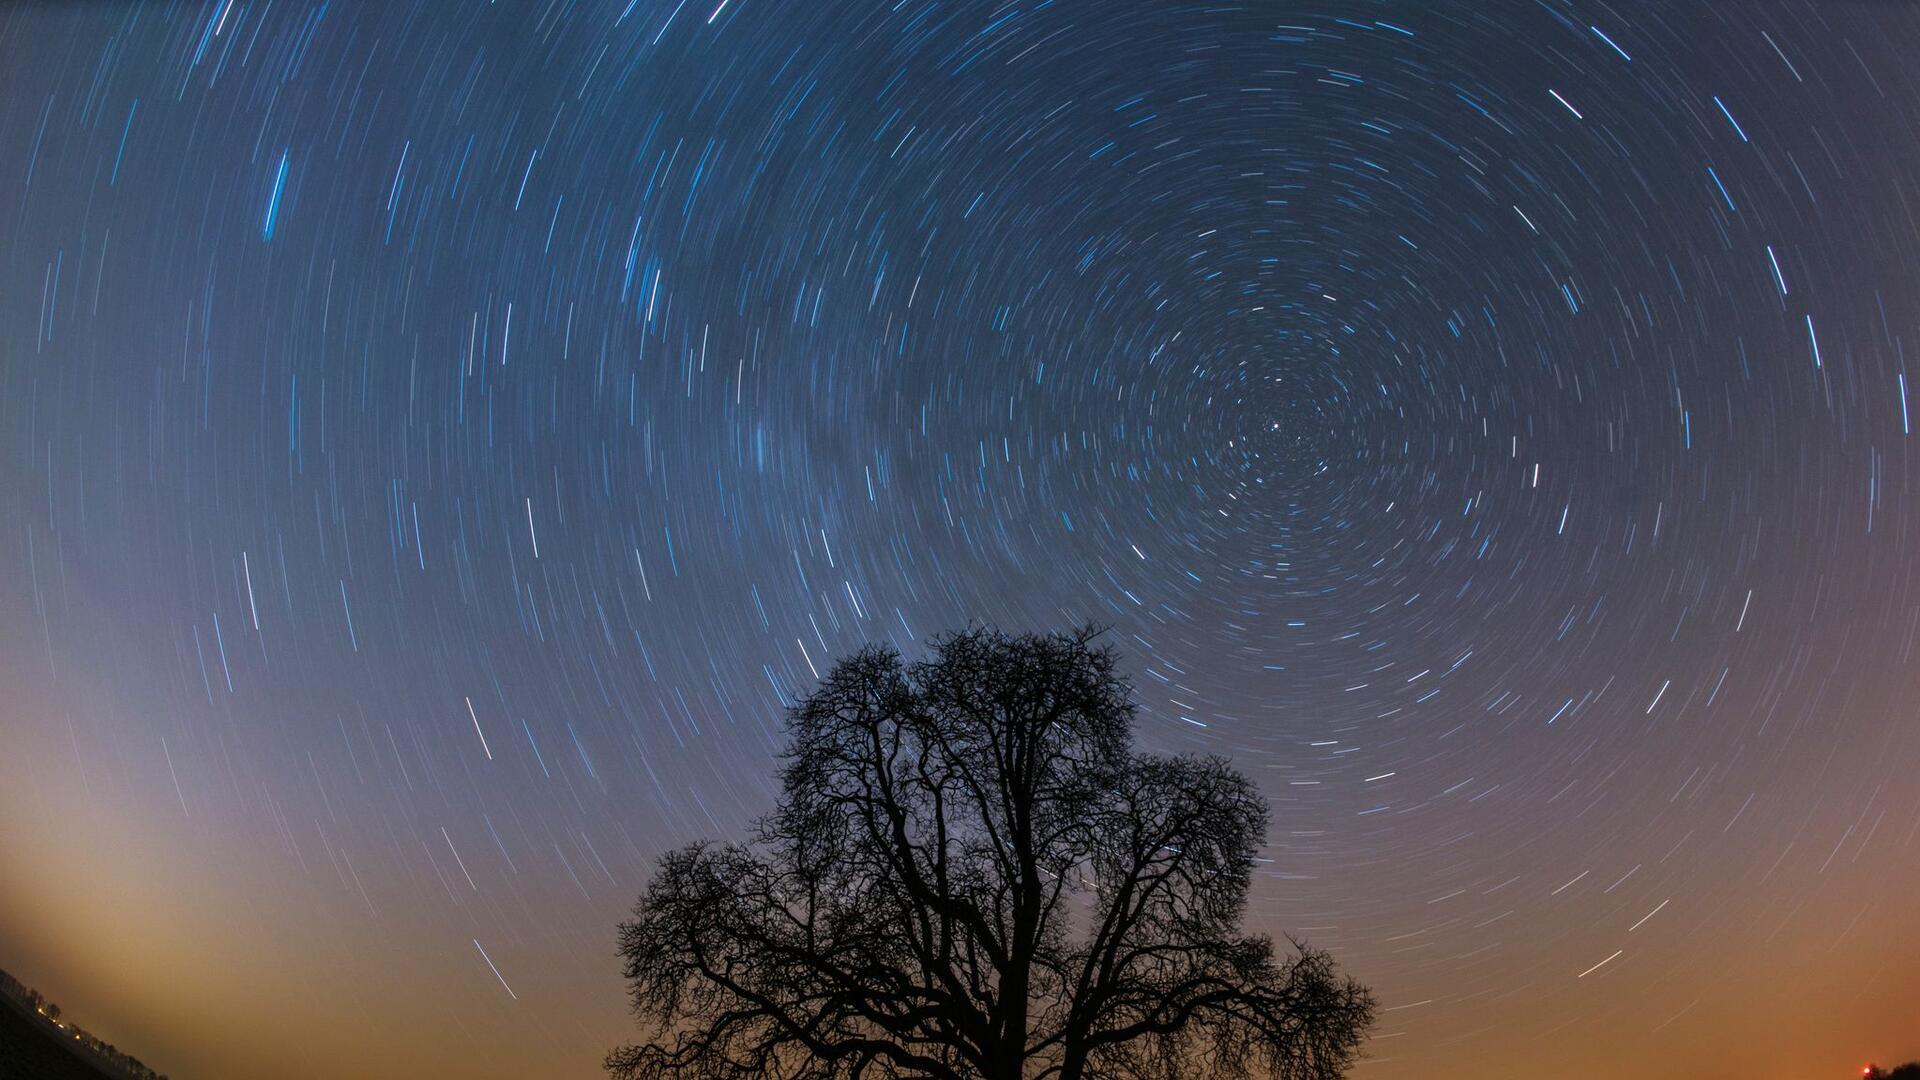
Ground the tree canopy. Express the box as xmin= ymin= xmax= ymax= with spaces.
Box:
xmin=610 ymin=626 xmax=1374 ymax=1080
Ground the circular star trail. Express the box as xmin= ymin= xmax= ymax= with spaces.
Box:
xmin=3 ymin=2 xmax=1919 ymax=1077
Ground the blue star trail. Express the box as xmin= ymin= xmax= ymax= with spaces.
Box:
xmin=2 ymin=2 xmax=1918 ymax=1077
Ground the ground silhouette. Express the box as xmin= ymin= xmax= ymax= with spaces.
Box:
xmin=0 ymin=968 xmax=164 ymax=1080
xmin=610 ymin=626 xmax=1374 ymax=1080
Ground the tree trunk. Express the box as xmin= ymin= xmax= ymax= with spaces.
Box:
xmin=1058 ymin=1044 xmax=1088 ymax=1080
xmin=994 ymin=969 xmax=1029 ymax=1080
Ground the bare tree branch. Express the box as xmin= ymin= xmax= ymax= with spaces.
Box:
xmin=611 ymin=627 xmax=1374 ymax=1080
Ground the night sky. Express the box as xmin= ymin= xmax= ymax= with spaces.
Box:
xmin=2 ymin=1 xmax=1919 ymax=1077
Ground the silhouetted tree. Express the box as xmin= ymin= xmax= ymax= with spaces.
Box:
xmin=610 ymin=626 xmax=1374 ymax=1080
xmin=1865 ymin=1064 xmax=1920 ymax=1080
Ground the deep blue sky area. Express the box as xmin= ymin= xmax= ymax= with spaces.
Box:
xmin=2 ymin=2 xmax=1919 ymax=1077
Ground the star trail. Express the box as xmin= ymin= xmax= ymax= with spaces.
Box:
xmin=2 ymin=2 xmax=1919 ymax=1077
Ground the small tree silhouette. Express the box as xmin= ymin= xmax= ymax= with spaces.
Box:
xmin=610 ymin=626 xmax=1374 ymax=1080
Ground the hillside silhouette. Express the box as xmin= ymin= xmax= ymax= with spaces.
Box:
xmin=0 ymin=968 xmax=166 ymax=1080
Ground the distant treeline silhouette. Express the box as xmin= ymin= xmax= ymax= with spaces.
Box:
xmin=1865 ymin=1065 xmax=1920 ymax=1080
xmin=0 ymin=966 xmax=168 ymax=1080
